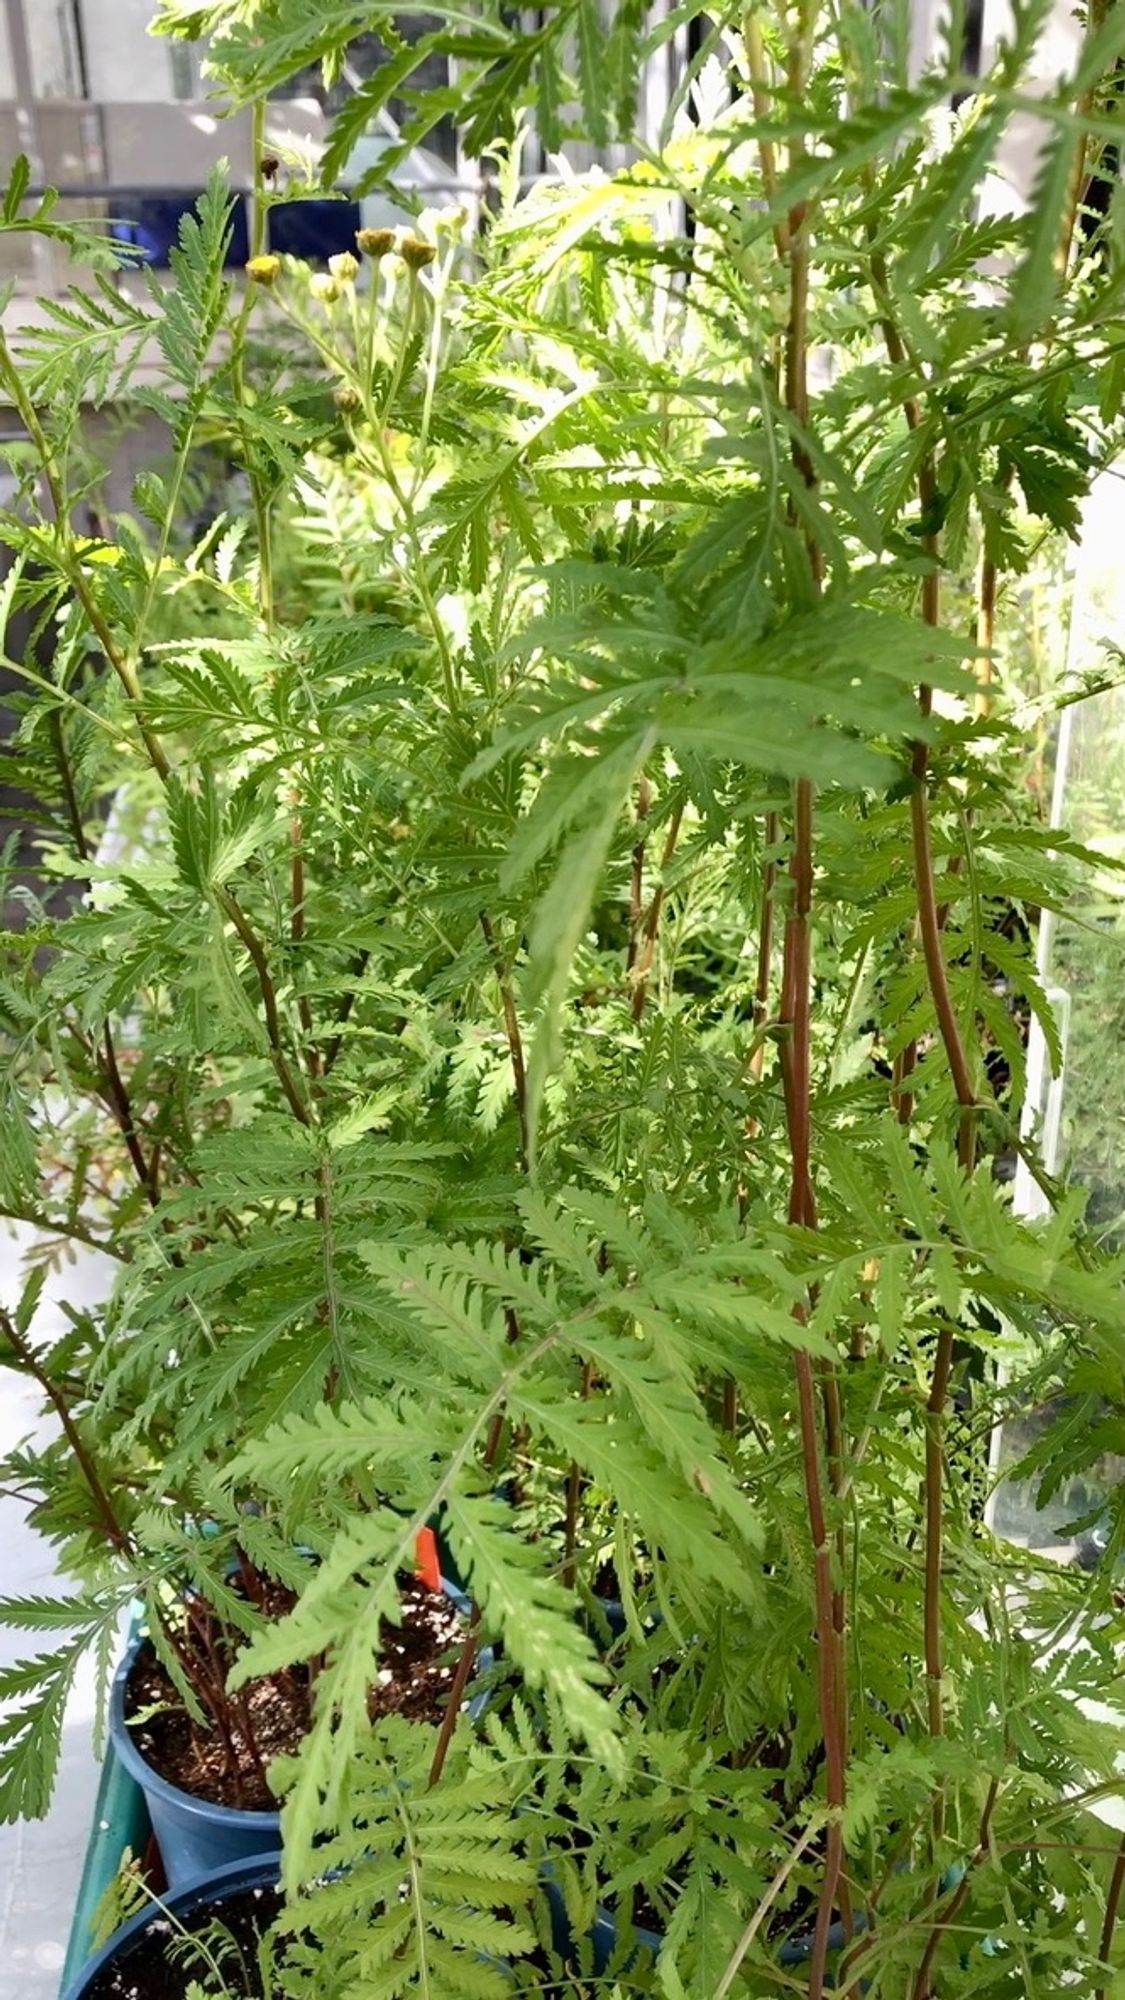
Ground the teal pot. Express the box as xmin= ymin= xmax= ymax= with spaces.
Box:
xmin=112 ymin=1579 xmax=487 ymax=1888
xmin=60 ymin=1851 xmax=282 ymax=2000
xmin=60 ymin=1732 xmax=151 ymax=1991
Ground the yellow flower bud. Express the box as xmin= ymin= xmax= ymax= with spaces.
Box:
xmin=401 ymin=235 xmax=437 ymax=272
xmin=333 ymin=384 xmax=361 ymax=411
xmin=329 ymin=251 xmax=359 ymax=284
xmin=245 ymin=254 xmax=281 ymax=287
xmin=309 ymin=272 xmax=342 ymax=305
xmin=356 ymin=227 xmax=396 ymax=260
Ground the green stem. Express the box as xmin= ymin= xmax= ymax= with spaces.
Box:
xmin=232 ymin=101 xmax=275 ymax=633
xmin=0 ymin=1208 xmax=129 ymax=1259
xmin=0 ymin=329 xmax=171 ymax=782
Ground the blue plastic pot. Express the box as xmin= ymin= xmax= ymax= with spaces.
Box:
xmin=113 ymin=1580 xmax=487 ymax=1888
xmin=60 ymin=1850 xmax=282 ymax=2000
xmin=551 ymin=1868 xmax=968 ymax=1984
xmin=110 ymin=1632 xmax=282 ymax=1889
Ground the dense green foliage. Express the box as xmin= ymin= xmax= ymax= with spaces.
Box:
xmin=4 ymin=0 xmax=1125 ymax=1993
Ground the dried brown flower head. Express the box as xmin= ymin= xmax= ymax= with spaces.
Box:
xmin=401 ymin=235 xmax=437 ymax=271
xmin=356 ymin=227 xmax=396 ymax=259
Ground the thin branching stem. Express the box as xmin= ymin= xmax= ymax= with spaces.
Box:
xmin=217 ymin=887 xmax=311 ymax=1126
xmin=0 ymin=329 xmax=172 ymax=782
xmin=863 ymin=194 xmax=981 ymax=1780
xmin=479 ymin=911 xmax=529 ymax=1171
xmin=631 ymin=800 xmax=684 ymax=1021
xmin=49 ymin=712 xmax=161 ymax=1204
xmin=714 ymin=1820 xmax=818 ymax=1997
xmin=1095 ymin=1829 xmax=1125 ymax=2000
xmin=626 ymin=776 xmax=652 ymax=974
xmin=775 ymin=5 xmax=848 ymax=1980
xmin=911 ymin=1775 xmax=1001 ymax=1998
xmin=0 ymin=1308 xmax=132 ymax=1555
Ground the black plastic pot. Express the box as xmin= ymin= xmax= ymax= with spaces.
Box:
xmin=60 ymin=1851 xmax=282 ymax=2000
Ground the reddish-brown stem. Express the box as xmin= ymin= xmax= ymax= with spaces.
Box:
xmin=721 ymin=1377 xmax=738 ymax=1434
xmin=909 ymin=736 xmax=977 ymax=1133
xmin=183 ymin=1599 xmax=255 ymax=1793
xmin=752 ymin=812 xmax=780 ymax=1042
xmin=427 ymin=1603 xmax=481 ymax=1787
xmin=821 ymin=1361 xmax=850 ymax=1853
xmin=794 ymin=1349 xmax=847 ymax=1989
xmin=892 ymin=1042 xmax=916 ymax=1125
xmin=1096 ymin=1831 xmax=1125 ymax=2000
xmin=773 ymin=29 xmax=848 ymax=1972
xmin=911 ymin=732 xmax=977 ymax=1768
xmin=735 ymin=808 xmax=782 ymax=1421
xmin=781 ymin=786 xmax=816 ymax=1228
xmin=479 ymin=912 xmax=529 ymax=1172
xmin=290 ymin=811 xmax=321 ymax=1081
xmin=867 ymin=243 xmax=982 ymax=1779
xmin=631 ymin=802 xmax=685 ymax=1022
xmin=626 ymin=778 xmax=652 ymax=973
xmin=49 ymin=713 xmax=160 ymax=1202
xmin=975 ymin=554 xmax=998 ymax=717
xmin=781 ymin=782 xmax=845 ymax=1997
xmin=911 ymin=1776 xmax=1000 ymax=1998
xmin=1057 ymin=0 xmax=1109 ymax=281
xmin=0 ymin=1308 xmax=133 ymax=1555
xmin=100 ymin=1026 xmax=156 ymax=1203
xmin=231 ymin=1679 xmax=267 ymax=1786
xmin=911 ymin=705 xmax=979 ymax=1762
xmin=562 ymin=1360 xmax=595 ymax=1588
xmin=430 ymin=1307 xmax=524 ymax=1787
xmin=322 ymin=948 xmax=370 ymax=1077
xmin=183 ymin=1608 xmax=248 ymax=1796
xmin=218 ymin=887 xmax=310 ymax=1126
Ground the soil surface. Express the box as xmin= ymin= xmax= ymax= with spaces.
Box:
xmin=124 ymin=1575 xmax=466 ymax=1808
xmin=83 ymin=1882 xmax=283 ymax=2000
xmin=125 ymin=1568 xmax=309 ymax=1811
xmin=365 ymin=1575 xmax=465 ymax=1725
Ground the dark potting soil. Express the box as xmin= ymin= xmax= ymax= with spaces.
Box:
xmin=632 ymin=1885 xmax=664 ymax=1935
xmin=125 ymin=1590 xmax=310 ymax=1813
xmin=125 ymin=1576 xmax=466 ymax=1810
xmin=82 ymin=1882 xmax=284 ymax=2000
xmin=365 ymin=1575 xmax=465 ymax=1725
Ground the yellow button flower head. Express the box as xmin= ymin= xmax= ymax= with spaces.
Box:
xmin=401 ymin=235 xmax=437 ymax=271
xmin=245 ymin=253 xmax=281 ymax=286
xmin=356 ymin=227 xmax=396 ymax=260
xmin=329 ymin=251 xmax=359 ymax=284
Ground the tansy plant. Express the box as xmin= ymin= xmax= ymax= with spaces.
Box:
xmin=2 ymin=0 xmax=1125 ymax=1995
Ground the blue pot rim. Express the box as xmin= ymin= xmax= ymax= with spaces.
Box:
xmin=112 ymin=1576 xmax=485 ymax=1828
xmin=591 ymin=1898 xmax=855 ymax=1970
xmin=59 ymin=1850 xmax=283 ymax=2000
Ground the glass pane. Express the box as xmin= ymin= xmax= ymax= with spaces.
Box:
xmin=991 ymin=471 xmax=1125 ymax=1560
xmin=79 ymin=0 xmax=180 ymax=102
